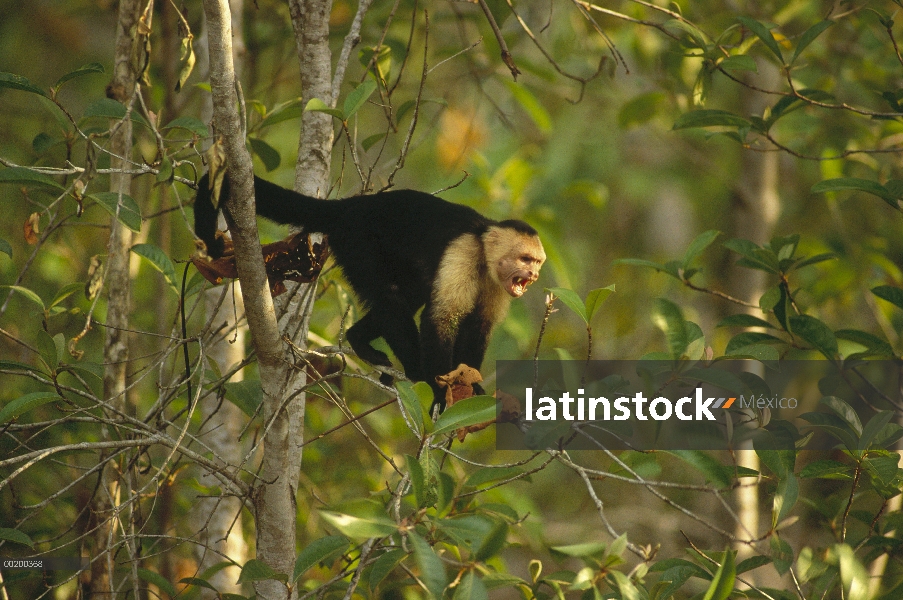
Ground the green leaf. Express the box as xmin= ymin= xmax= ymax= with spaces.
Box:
xmin=223 ymin=380 xmax=262 ymax=417
xmin=362 ymin=132 xmax=387 ymax=151
xmin=726 ymin=344 xmax=781 ymax=361
xmin=131 ymin=243 xmax=178 ymax=292
xmin=49 ymin=282 xmax=84 ymax=310
xmin=652 ymin=298 xmax=688 ymax=359
xmin=872 ymin=285 xmax=903 ymax=311
xmin=432 ymin=395 xmax=496 ymax=437
xmin=769 ymin=534 xmax=793 ymax=575
xmin=395 ymin=380 xmax=427 ymax=435
xmin=36 ymin=331 xmax=65 ymax=370
xmin=0 ymin=391 xmax=61 ymax=424
xmin=723 ymin=238 xmax=779 ymax=273
xmin=318 ymin=508 xmax=397 ymax=540
xmin=410 ymin=532 xmax=447 ymax=599
xmin=137 ymin=568 xmax=177 ymax=598
xmin=609 ymin=571 xmax=641 ymax=600
xmin=550 ymin=541 xmax=608 ymax=559
xmin=735 ymin=555 xmax=772 ymax=574
xmin=0 ymin=237 xmax=11 ymax=259
xmin=667 ymin=450 xmax=732 ymax=489
xmin=0 ymin=72 xmax=47 ymax=96
xmin=701 ymin=550 xmax=735 ymax=600
xmin=82 ymin=97 xmax=147 ymax=126
xmin=799 ymin=459 xmax=852 ymax=479
xmin=788 ymin=315 xmax=837 ymax=359
xmin=0 ymin=360 xmax=40 ymax=373
xmin=505 ymin=81 xmax=552 ymax=134
xmin=682 ymin=230 xmax=720 ymax=269
xmin=54 ymin=62 xmax=105 ymax=90
xmin=369 ymin=549 xmax=407 ymax=590
xmin=812 ymin=178 xmax=899 ymax=209
xmin=800 ymin=411 xmax=858 ymax=451
xmin=237 ymin=559 xmax=285 ymax=584
xmin=343 ymin=79 xmax=378 ymax=119
xmin=177 ymin=577 xmax=219 ymax=592
xmin=834 ymin=544 xmax=870 ymax=600
xmin=820 ymin=396 xmax=862 ymax=435
xmin=791 ymin=20 xmax=834 ymax=64
xmin=673 ymin=109 xmax=751 ymax=130
xmin=859 ymin=411 xmax=894 ymax=452
xmin=473 ymin=520 xmax=508 ymax=562
xmin=664 ymin=18 xmax=710 ymax=49
xmin=584 ymin=285 xmax=615 ymax=323
xmin=0 ymin=166 xmax=64 ymax=190
xmin=406 ymin=454 xmax=428 ymax=508
xmin=611 ymin=258 xmax=678 ymax=278
xmin=864 ymin=453 xmax=900 ymax=487
xmin=90 ymin=191 xmax=142 ymax=232
xmin=546 ymin=287 xmax=587 ymax=323
xmin=773 ymin=474 xmax=799 ymax=525
xmin=719 ymin=55 xmax=758 ymax=72
xmin=258 ymin=98 xmax=305 ymax=129
xmin=292 ymin=535 xmax=349 ymax=583
xmin=716 ymin=314 xmax=775 ymax=329
xmin=249 ymin=137 xmax=281 ymax=172
xmin=737 ymin=16 xmax=784 ymax=62
xmin=305 ymin=98 xmax=344 ymax=120
xmin=0 ymin=528 xmax=34 ymax=548
xmin=791 ymin=252 xmax=836 ymax=270
xmin=2 ymin=285 xmax=46 ymax=309
xmin=162 ymin=116 xmax=209 ymax=137
xmin=453 ymin=571 xmax=488 ymax=600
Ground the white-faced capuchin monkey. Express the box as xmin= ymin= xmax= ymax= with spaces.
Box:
xmin=194 ymin=173 xmax=546 ymax=408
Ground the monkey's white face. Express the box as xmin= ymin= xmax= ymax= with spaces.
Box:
xmin=494 ymin=235 xmax=546 ymax=298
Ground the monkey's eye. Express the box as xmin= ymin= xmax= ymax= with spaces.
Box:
xmin=520 ymin=255 xmax=533 ymax=263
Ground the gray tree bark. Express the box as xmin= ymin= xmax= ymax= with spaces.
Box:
xmin=201 ymin=0 xmax=297 ymax=597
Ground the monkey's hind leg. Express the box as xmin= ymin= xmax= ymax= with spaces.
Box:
xmin=347 ymin=306 xmax=423 ymax=386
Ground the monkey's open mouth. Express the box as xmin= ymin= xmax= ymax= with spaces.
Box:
xmin=508 ymin=275 xmax=536 ymax=297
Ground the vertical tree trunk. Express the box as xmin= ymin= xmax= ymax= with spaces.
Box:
xmin=194 ymin=0 xmax=250 ymax=594
xmin=201 ymin=0 xmax=297 ymax=597
xmin=731 ymin=63 xmax=781 ymax=578
xmin=90 ymin=0 xmax=142 ymax=595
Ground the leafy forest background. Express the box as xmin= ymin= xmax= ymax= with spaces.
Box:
xmin=3 ymin=0 xmax=903 ymax=598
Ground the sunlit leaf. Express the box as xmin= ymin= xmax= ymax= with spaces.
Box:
xmin=343 ymin=79 xmax=378 ymax=119
xmin=737 ymin=16 xmax=784 ymax=62
xmin=131 ymin=243 xmax=178 ymax=293
xmin=791 ymin=20 xmax=834 ymax=64
xmin=305 ymin=98 xmax=344 ymax=120
xmin=432 ymin=395 xmax=496 ymax=436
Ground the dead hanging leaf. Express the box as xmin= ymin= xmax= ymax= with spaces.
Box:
xmin=24 ymin=213 xmax=40 ymax=244
xmin=205 ymin=141 xmax=227 ymax=209
xmin=436 ymin=364 xmax=495 ymax=442
xmin=175 ymin=35 xmax=195 ymax=92
xmin=85 ymin=255 xmax=104 ymax=300
xmin=174 ymin=0 xmax=195 ymax=92
xmin=191 ymin=232 xmax=330 ymax=297
xmin=436 ymin=364 xmax=483 ymax=409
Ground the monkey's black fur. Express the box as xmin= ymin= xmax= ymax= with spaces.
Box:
xmin=195 ymin=173 xmax=540 ymax=405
